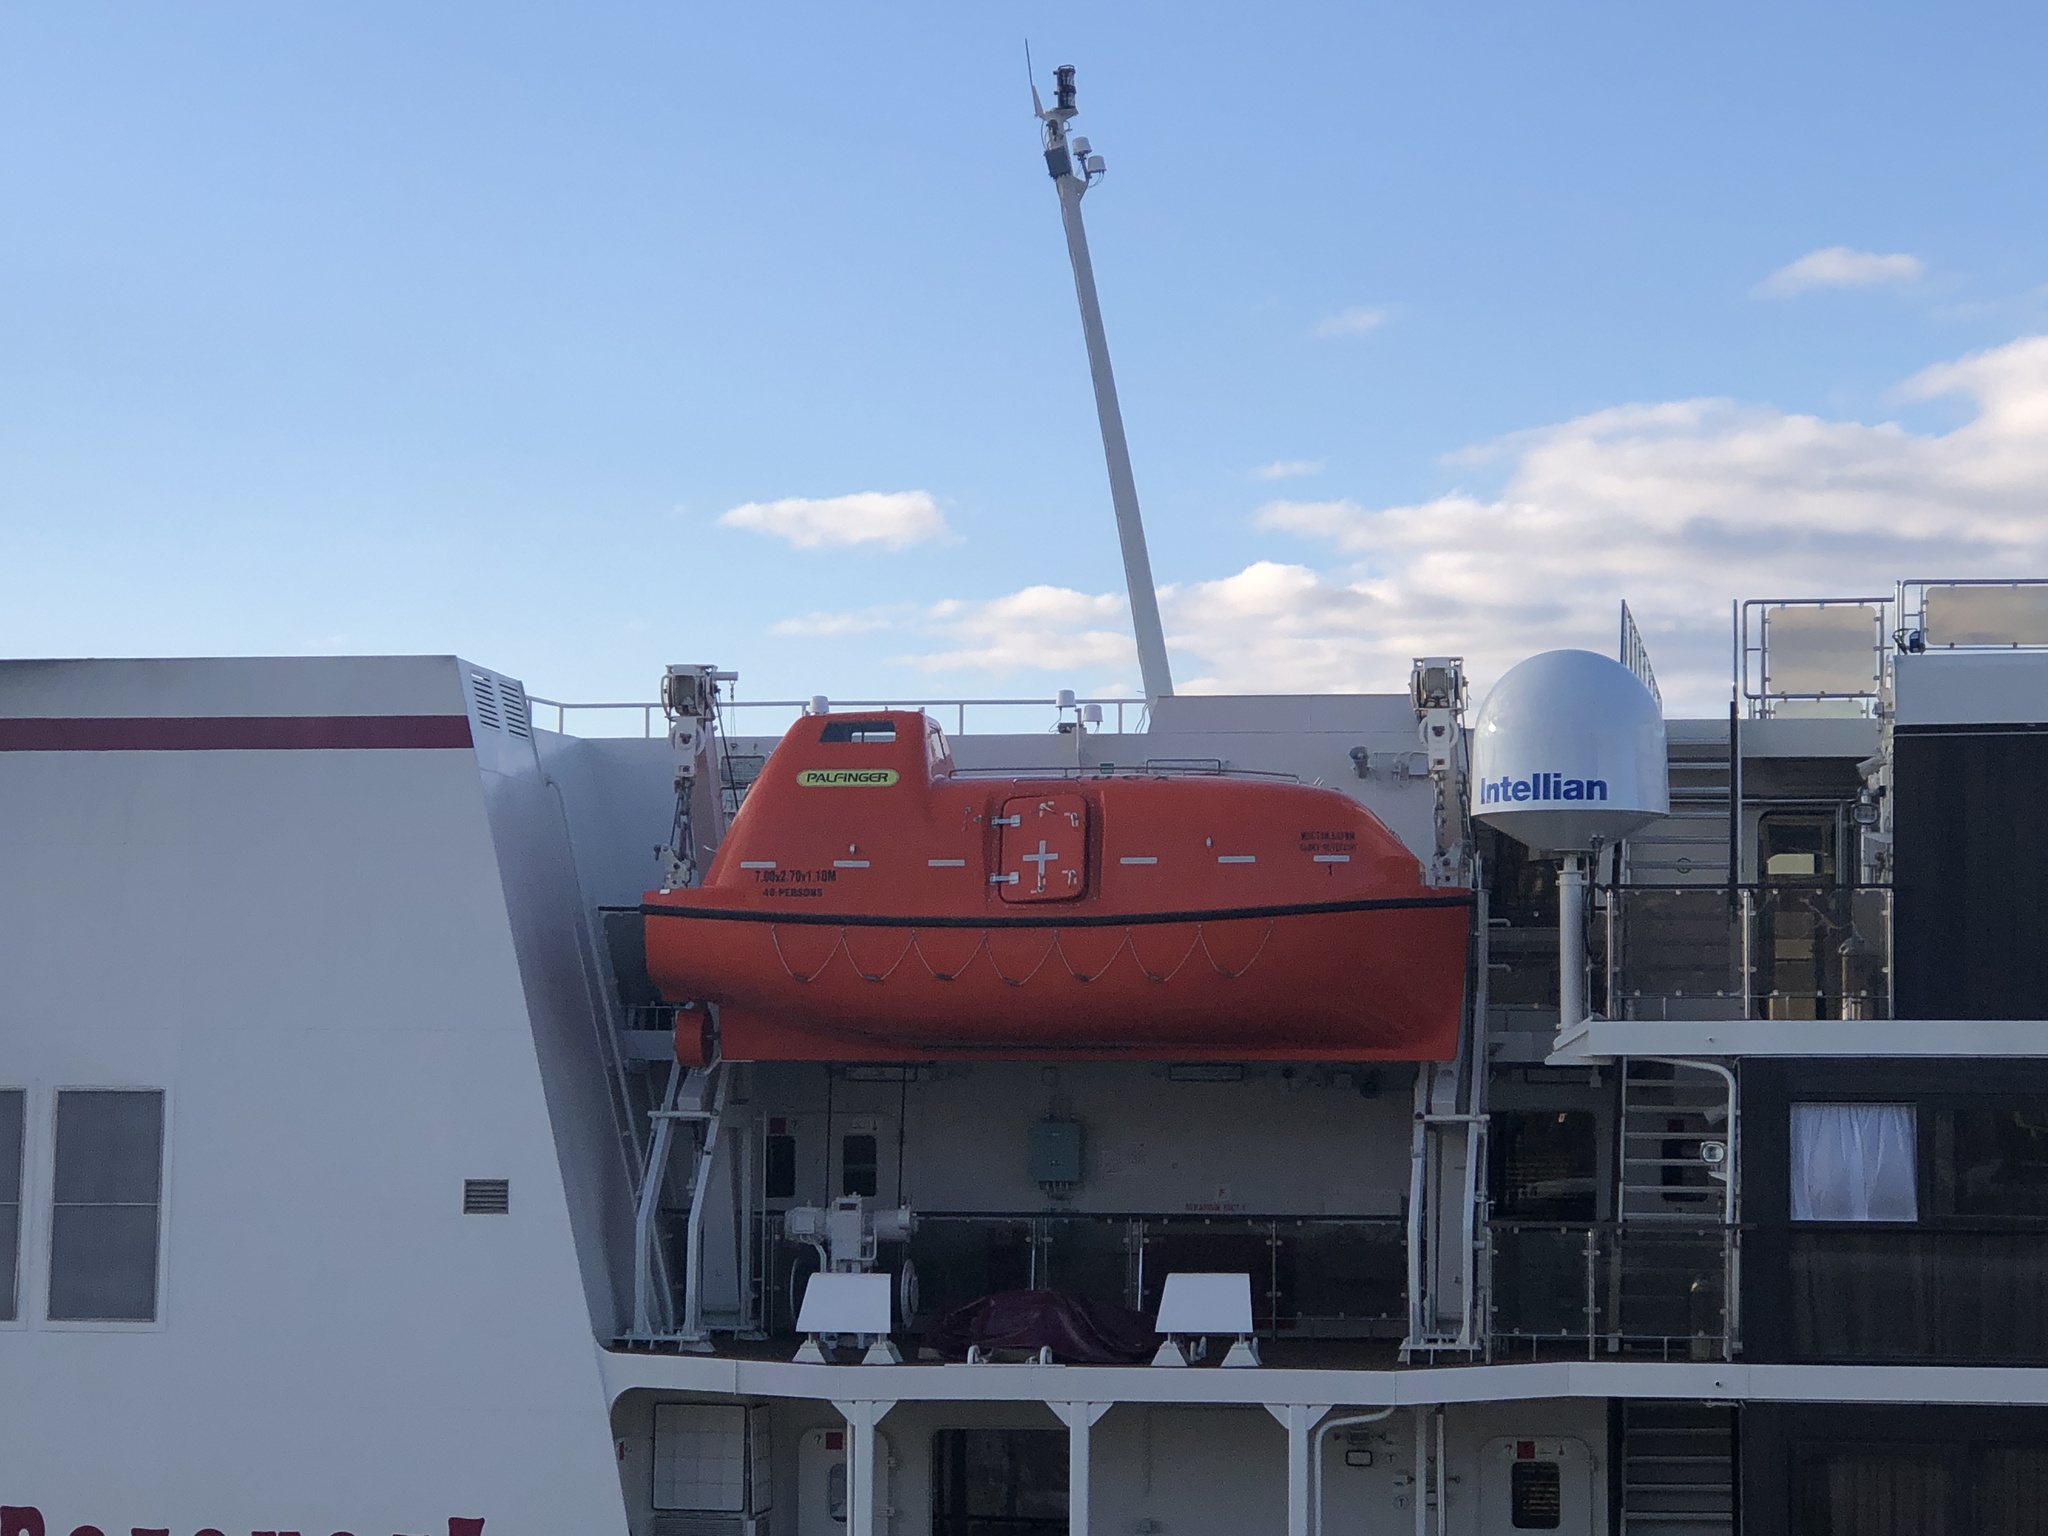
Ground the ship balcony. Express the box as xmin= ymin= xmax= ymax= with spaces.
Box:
xmin=717 ymin=1210 xmax=1740 ymax=1368
xmin=1606 ymin=881 xmax=1893 ymax=1023
xmin=754 ymin=1211 xmax=1409 ymax=1359
xmin=1488 ymin=1219 xmax=1738 ymax=1362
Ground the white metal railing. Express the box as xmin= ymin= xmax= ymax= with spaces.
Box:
xmin=1736 ymin=596 xmax=1891 ymax=717
xmin=1620 ymin=600 xmax=1662 ymax=708
xmin=526 ymin=694 xmax=1149 ymax=740
xmin=1898 ymin=577 xmax=2048 ymax=651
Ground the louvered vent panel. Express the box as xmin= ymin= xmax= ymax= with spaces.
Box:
xmin=470 ymin=672 xmax=502 ymax=732
xmin=497 ymin=677 xmax=531 ymax=738
xmin=463 ymin=1178 xmax=510 ymax=1214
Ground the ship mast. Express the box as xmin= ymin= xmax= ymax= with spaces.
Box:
xmin=1033 ymin=63 xmax=1175 ymax=704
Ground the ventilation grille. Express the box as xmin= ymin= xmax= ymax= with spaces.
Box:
xmin=463 ymin=1178 xmax=510 ymax=1214
xmin=471 ymin=672 xmax=502 ymax=732
xmin=497 ymin=676 xmax=531 ymax=738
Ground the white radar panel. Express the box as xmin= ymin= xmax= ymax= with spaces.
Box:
xmin=1470 ymin=648 xmax=1668 ymax=853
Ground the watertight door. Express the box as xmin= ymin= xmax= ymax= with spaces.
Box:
xmin=996 ymin=794 xmax=1090 ymax=903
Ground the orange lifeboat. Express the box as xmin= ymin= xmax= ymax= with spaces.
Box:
xmin=641 ymin=710 xmax=1471 ymax=1061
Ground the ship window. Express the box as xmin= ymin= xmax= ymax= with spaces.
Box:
xmin=819 ymin=719 xmax=895 ymax=744
xmin=653 ymin=1402 xmax=751 ymax=1512
xmin=841 ymin=1134 xmax=879 ymax=1198
xmin=765 ymin=1133 xmax=797 ymax=1200
xmin=1933 ymin=1104 xmax=2048 ymax=1219
xmin=0 ymin=1090 xmax=21 ymax=1321
xmin=1790 ymin=1103 xmax=1918 ymax=1222
xmin=47 ymin=1089 xmax=165 ymax=1322
xmin=1760 ymin=813 xmax=1836 ymax=884
xmin=931 ymin=1427 xmax=1069 ymax=1536
xmin=1510 ymin=1458 xmax=1562 ymax=1528
xmin=1797 ymin=1448 xmax=1951 ymax=1535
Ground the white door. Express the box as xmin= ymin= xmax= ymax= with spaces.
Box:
xmin=796 ymin=1424 xmax=895 ymax=1536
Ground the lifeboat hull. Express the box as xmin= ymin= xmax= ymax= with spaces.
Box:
xmin=641 ymin=708 xmax=1472 ymax=1062
xmin=643 ymin=896 xmax=1470 ymax=1061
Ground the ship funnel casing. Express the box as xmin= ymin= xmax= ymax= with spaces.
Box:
xmin=1469 ymin=648 xmax=1669 ymax=854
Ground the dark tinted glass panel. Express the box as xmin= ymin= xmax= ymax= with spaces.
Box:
xmin=1977 ymin=1447 xmax=2048 ymax=1536
xmin=1940 ymin=1106 xmax=2048 ymax=1218
xmin=1895 ymin=731 xmax=2048 ymax=1020
xmin=1791 ymin=1229 xmax=2048 ymax=1361
xmin=48 ymin=1089 xmax=164 ymax=1322
xmin=1511 ymin=1459 xmax=1561 ymax=1528
xmin=1490 ymin=1111 xmax=1598 ymax=1221
xmin=0 ymin=1090 xmax=20 ymax=1321
xmin=1798 ymin=1449 xmax=1951 ymax=1535
xmin=765 ymin=1134 xmax=797 ymax=1200
xmin=842 ymin=1134 xmax=878 ymax=1198
xmin=931 ymin=1427 xmax=1068 ymax=1534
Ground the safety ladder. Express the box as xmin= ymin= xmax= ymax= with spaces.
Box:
xmin=629 ymin=1060 xmax=732 ymax=1342
xmin=1620 ymin=1400 xmax=1736 ymax=1535
xmin=1616 ymin=1059 xmax=1738 ymax=1355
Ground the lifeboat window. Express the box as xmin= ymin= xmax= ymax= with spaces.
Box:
xmin=841 ymin=1134 xmax=879 ymax=1198
xmin=765 ymin=1133 xmax=797 ymax=1200
xmin=819 ymin=718 xmax=896 ymax=744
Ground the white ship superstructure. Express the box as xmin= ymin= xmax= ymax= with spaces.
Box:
xmin=7 ymin=582 xmax=2048 ymax=1534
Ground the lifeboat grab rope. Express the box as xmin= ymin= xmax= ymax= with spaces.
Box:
xmin=766 ymin=921 xmax=1277 ymax=988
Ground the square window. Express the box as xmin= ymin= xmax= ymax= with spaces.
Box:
xmin=1790 ymin=1103 xmax=1918 ymax=1222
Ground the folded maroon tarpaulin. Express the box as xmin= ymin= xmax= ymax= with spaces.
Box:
xmin=924 ymin=1289 xmax=1158 ymax=1364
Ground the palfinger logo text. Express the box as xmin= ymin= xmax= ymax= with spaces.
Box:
xmin=797 ymin=768 xmax=899 ymax=787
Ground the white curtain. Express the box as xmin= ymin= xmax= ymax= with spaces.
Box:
xmin=1790 ymin=1103 xmax=1919 ymax=1222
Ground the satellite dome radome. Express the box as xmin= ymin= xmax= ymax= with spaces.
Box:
xmin=1470 ymin=649 xmax=1669 ymax=854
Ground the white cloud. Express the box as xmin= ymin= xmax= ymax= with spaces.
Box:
xmin=1757 ymin=246 xmax=1925 ymax=297
xmin=1249 ymin=334 xmax=2048 ymax=708
xmin=1254 ymin=458 xmax=1326 ymax=481
xmin=1313 ymin=306 xmax=1389 ymax=338
xmin=905 ymin=586 xmax=1135 ymax=676
xmin=756 ymin=335 xmax=2048 ymax=715
xmin=770 ymin=606 xmax=917 ymax=638
xmin=719 ymin=490 xmax=951 ymax=549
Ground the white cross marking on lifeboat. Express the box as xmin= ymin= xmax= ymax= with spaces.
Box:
xmin=1023 ymin=839 xmax=1059 ymax=885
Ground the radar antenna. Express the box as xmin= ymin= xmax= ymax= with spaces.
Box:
xmin=1032 ymin=61 xmax=1174 ymax=704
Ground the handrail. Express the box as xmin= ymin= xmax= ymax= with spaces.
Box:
xmin=1736 ymin=596 xmax=1891 ymax=715
xmin=526 ymin=694 xmax=1149 ymax=739
xmin=1898 ymin=577 xmax=2048 ymax=651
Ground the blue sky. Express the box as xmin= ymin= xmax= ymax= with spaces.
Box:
xmin=7 ymin=3 xmax=2048 ymax=716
